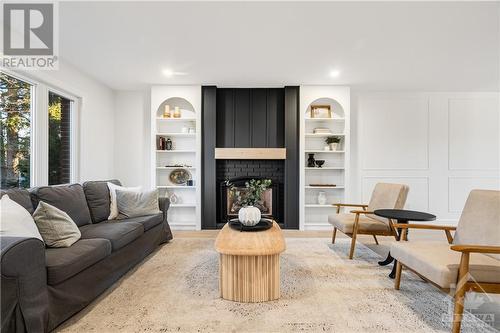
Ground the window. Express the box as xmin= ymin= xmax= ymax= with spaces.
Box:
xmin=48 ymin=91 xmax=72 ymax=185
xmin=0 ymin=73 xmax=32 ymax=189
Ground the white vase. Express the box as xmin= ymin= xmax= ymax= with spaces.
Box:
xmin=317 ymin=191 xmax=327 ymax=205
xmin=238 ymin=206 xmax=261 ymax=226
xmin=329 ymin=143 xmax=338 ymax=151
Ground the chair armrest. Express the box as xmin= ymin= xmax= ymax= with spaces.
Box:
xmin=392 ymin=223 xmax=456 ymax=231
xmin=350 ymin=210 xmax=375 ymax=214
xmin=1 ymin=236 xmax=48 ymax=332
xmin=334 ymin=203 xmax=368 ymax=208
xmin=451 ymin=245 xmax=500 ymax=254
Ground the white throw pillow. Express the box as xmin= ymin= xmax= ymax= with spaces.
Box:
xmin=115 ymin=189 xmax=161 ymax=218
xmin=0 ymin=194 xmax=43 ymax=241
xmin=107 ymin=182 xmax=141 ymax=220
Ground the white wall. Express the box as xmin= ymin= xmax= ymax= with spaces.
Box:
xmin=25 ymin=60 xmax=116 ymax=182
xmin=351 ymin=91 xmax=500 ymax=224
xmin=114 ymin=90 xmax=149 ymax=187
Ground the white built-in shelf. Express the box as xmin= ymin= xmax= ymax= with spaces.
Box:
xmin=156 ymin=166 xmax=195 ymax=170
xmin=157 ymin=185 xmax=196 ymax=189
xmin=156 ymin=117 xmax=196 ymax=121
xmin=156 ymin=150 xmax=196 ymax=153
xmin=305 ymin=204 xmax=337 ymax=208
xmin=305 ymin=150 xmax=345 ymax=153
xmin=305 ymin=118 xmax=345 ymax=121
xmin=169 ymin=204 xmax=196 ymax=208
xmin=305 ymin=185 xmax=344 ymax=189
xmin=305 ymin=167 xmax=344 ymax=170
xmin=156 ymin=133 xmax=196 ymax=137
xmin=305 ymin=133 xmax=345 ymax=137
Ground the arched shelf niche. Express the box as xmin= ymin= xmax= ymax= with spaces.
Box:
xmin=156 ymin=97 xmax=196 ymax=119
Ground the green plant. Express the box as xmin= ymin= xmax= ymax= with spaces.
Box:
xmin=325 ymin=136 xmax=341 ymax=144
xmin=228 ymin=179 xmax=272 ymax=207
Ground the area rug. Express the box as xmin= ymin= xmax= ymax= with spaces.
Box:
xmin=56 ymin=238 xmax=498 ymax=333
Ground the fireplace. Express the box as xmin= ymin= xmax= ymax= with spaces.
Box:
xmin=220 ymin=176 xmax=279 ymax=224
xmin=216 ymin=160 xmax=284 ymax=228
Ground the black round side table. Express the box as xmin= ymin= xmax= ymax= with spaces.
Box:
xmin=374 ymin=209 xmax=436 ymax=279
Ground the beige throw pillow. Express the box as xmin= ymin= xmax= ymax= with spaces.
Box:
xmin=115 ymin=189 xmax=161 ymax=218
xmin=33 ymin=201 xmax=81 ymax=247
xmin=107 ymin=182 xmax=141 ymax=220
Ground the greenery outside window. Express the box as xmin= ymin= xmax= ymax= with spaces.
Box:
xmin=0 ymin=73 xmax=32 ymax=189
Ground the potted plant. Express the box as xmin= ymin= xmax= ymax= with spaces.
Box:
xmin=229 ymin=179 xmax=272 ymax=226
xmin=325 ymin=136 xmax=341 ymax=151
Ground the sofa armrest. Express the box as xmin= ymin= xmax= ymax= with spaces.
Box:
xmin=450 ymin=245 xmax=500 ymax=254
xmin=1 ymin=236 xmax=48 ymax=332
xmin=158 ymin=197 xmax=173 ymax=242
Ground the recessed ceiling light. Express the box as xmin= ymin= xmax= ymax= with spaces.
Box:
xmin=162 ymin=69 xmax=174 ymax=77
xmin=162 ymin=68 xmax=187 ymax=77
xmin=330 ymin=70 xmax=341 ymax=78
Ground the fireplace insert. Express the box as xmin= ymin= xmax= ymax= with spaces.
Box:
xmin=219 ymin=176 xmax=281 ymax=226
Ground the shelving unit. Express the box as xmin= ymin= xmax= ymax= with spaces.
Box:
xmin=151 ymin=86 xmax=201 ymax=230
xmin=299 ymin=86 xmax=350 ymax=230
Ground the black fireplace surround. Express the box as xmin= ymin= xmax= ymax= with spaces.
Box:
xmin=217 ymin=161 xmax=284 ymax=229
xmin=202 ymin=86 xmax=300 ymax=229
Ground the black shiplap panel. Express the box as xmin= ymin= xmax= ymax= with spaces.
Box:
xmin=202 ymin=86 xmax=218 ymax=229
xmin=276 ymin=89 xmax=285 ymax=148
xmin=216 ymin=89 xmax=235 ymax=147
xmin=266 ymin=89 xmax=277 ymax=148
xmin=234 ymin=89 xmax=251 ymax=148
xmin=251 ymin=88 xmax=268 ymax=147
xmin=284 ymin=86 xmax=300 ymax=229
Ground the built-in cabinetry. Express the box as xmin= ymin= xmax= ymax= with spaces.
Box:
xmin=151 ymin=86 xmax=201 ymax=230
xmin=299 ymin=86 xmax=350 ymax=230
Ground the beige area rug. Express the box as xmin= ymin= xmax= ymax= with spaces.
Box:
xmin=56 ymin=238 xmax=498 ymax=333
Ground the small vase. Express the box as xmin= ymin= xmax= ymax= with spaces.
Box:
xmin=307 ymin=154 xmax=316 ymax=167
xmin=173 ymin=106 xmax=181 ymax=118
xmin=317 ymin=191 xmax=327 ymax=205
xmin=169 ymin=193 xmax=179 ymax=204
xmin=329 ymin=143 xmax=338 ymax=151
xmin=166 ymin=138 xmax=173 ymax=150
xmin=238 ymin=206 xmax=261 ymax=226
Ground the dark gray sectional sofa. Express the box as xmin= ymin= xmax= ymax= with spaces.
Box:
xmin=1 ymin=180 xmax=172 ymax=332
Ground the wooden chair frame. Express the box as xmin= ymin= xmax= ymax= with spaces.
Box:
xmin=332 ymin=203 xmax=398 ymax=259
xmin=392 ymin=224 xmax=500 ymax=333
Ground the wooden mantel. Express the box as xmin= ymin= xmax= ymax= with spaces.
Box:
xmin=214 ymin=148 xmax=287 ymax=160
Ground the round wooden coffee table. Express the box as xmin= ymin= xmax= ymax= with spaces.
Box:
xmin=215 ymin=221 xmax=286 ymax=302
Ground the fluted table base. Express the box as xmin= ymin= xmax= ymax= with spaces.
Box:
xmin=219 ymin=253 xmax=280 ymax=302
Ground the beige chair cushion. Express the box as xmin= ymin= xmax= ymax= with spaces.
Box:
xmin=453 ymin=189 xmax=500 ymax=261
xmin=367 ymin=183 xmax=409 ymax=224
xmin=391 ymin=241 xmax=500 ymax=288
xmin=328 ymin=213 xmax=391 ymax=234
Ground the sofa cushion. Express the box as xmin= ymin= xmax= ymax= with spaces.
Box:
xmin=0 ymin=188 xmax=34 ymax=214
xmin=119 ymin=213 xmax=163 ymax=231
xmin=45 ymin=238 xmax=111 ymax=285
xmin=83 ymin=180 xmax=121 ymax=223
xmin=391 ymin=241 xmax=500 ymax=288
xmin=79 ymin=222 xmax=143 ymax=251
xmin=30 ymin=184 xmax=92 ymax=227
xmin=328 ymin=213 xmax=391 ymax=234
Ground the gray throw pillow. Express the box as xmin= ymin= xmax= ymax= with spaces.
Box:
xmin=115 ymin=189 xmax=161 ymax=218
xmin=33 ymin=201 xmax=81 ymax=248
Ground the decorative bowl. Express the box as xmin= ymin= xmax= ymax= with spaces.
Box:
xmin=315 ymin=160 xmax=325 ymax=168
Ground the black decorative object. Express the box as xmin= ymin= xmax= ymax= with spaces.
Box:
xmin=228 ymin=218 xmax=273 ymax=232
xmin=315 ymin=160 xmax=325 ymax=168
xmin=166 ymin=138 xmax=173 ymax=150
xmin=307 ymin=153 xmax=316 ymax=167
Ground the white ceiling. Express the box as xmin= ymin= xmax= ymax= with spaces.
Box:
xmin=59 ymin=1 xmax=500 ymax=91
